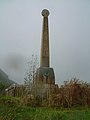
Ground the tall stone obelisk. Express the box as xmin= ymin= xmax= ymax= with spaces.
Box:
xmin=40 ymin=9 xmax=50 ymax=67
xmin=35 ymin=9 xmax=55 ymax=97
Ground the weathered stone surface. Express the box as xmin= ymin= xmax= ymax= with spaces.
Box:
xmin=36 ymin=67 xmax=55 ymax=84
xmin=42 ymin=9 xmax=49 ymax=17
xmin=40 ymin=9 xmax=49 ymax=67
xmin=35 ymin=9 xmax=56 ymax=98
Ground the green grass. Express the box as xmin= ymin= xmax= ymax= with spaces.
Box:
xmin=0 ymin=105 xmax=90 ymax=120
xmin=0 ymin=95 xmax=90 ymax=120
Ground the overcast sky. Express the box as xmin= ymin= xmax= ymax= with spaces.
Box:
xmin=0 ymin=0 xmax=90 ymax=84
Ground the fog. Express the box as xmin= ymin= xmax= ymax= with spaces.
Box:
xmin=0 ymin=0 xmax=90 ymax=84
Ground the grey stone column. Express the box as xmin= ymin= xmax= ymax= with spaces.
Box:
xmin=40 ymin=9 xmax=50 ymax=67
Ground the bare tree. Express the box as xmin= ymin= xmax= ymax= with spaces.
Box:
xmin=24 ymin=54 xmax=38 ymax=95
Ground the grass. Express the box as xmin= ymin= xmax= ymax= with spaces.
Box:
xmin=0 ymin=105 xmax=90 ymax=120
xmin=0 ymin=95 xmax=90 ymax=120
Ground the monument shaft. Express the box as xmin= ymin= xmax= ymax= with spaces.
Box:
xmin=35 ymin=9 xmax=55 ymax=97
xmin=40 ymin=12 xmax=49 ymax=67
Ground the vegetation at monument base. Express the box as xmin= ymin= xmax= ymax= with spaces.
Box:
xmin=0 ymin=95 xmax=90 ymax=120
xmin=0 ymin=78 xmax=90 ymax=120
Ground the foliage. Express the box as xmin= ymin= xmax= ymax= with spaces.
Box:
xmin=0 ymin=69 xmax=15 ymax=86
xmin=5 ymin=78 xmax=90 ymax=108
xmin=24 ymin=54 xmax=38 ymax=94
xmin=0 ymin=103 xmax=90 ymax=120
xmin=0 ymin=95 xmax=20 ymax=107
xmin=48 ymin=78 xmax=90 ymax=108
xmin=0 ymin=83 xmax=6 ymax=90
xmin=21 ymin=95 xmax=42 ymax=107
xmin=0 ymin=82 xmax=8 ymax=94
xmin=0 ymin=95 xmax=90 ymax=120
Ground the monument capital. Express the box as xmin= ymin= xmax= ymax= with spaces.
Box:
xmin=42 ymin=9 xmax=50 ymax=17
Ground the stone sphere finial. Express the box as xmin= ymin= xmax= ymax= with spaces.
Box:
xmin=42 ymin=9 xmax=50 ymax=17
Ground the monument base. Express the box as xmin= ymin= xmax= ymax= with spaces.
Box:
xmin=33 ymin=67 xmax=55 ymax=98
xmin=36 ymin=67 xmax=55 ymax=85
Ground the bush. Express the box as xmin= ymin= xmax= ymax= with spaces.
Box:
xmin=0 ymin=95 xmax=20 ymax=107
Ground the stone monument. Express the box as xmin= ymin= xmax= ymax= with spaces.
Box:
xmin=35 ymin=9 xmax=55 ymax=98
